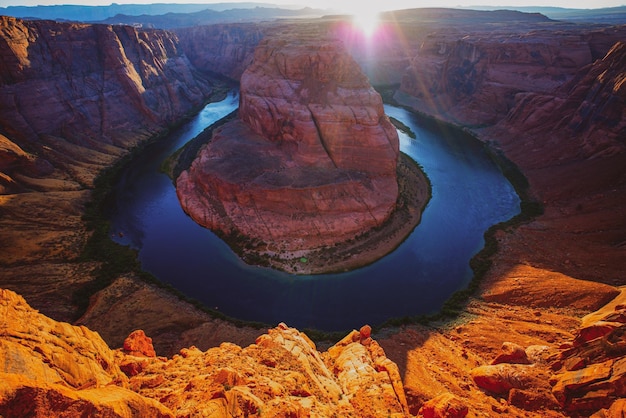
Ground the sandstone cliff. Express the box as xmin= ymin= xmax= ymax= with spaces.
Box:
xmin=176 ymin=35 xmax=402 ymax=271
xmin=400 ymin=28 xmax=593 ymax=126
xmin=175 ymin=23 xmax=265 ymax=81
xmin=0 ymin=16 xmax=212 ymax=193
xmin=476 ymin=37 xmax=626 ymax=286
xmin=0 ymin=16 xmax=223 ymax=338
xmin=387 ymin=19 xmax=626 ymax=416
xmin=1 ymin=11 xmax=626 ymax=418
xmin=396 ymin=24 xmax=626 ymax=285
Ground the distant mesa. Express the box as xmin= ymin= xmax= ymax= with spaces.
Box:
xmin=175 ymin=35 xmax=428 ymax=274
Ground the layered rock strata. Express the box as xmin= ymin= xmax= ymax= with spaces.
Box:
xmin=177 ymin=36 xmax=401 ymax=268
xmin=175 ymin=23 xmax=265 ymax=81
xmin=0 ymin=16 xmax=212 ymax=192
xmin=0 ymin=16 xmax=214 ymax=319
xmin=383 ymin=21 xmax=626 ymax=417
xmin=396 ymin=25 xmax=626 ymax=284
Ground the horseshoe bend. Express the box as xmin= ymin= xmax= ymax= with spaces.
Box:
xmin=1 ymin=7 xmax=626 ymax=417
xmin=175 ymin=36 xmax=429 ymax=274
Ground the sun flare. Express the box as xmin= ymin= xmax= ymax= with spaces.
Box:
xmin=351 ymin=8 xmax=381 ymax=38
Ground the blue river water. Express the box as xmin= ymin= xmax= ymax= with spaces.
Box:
xmin=107 ymin=91 xmax=520 ymax=331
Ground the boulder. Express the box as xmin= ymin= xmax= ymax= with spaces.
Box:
xmin=419 ymin=392 xmax=468 ymax=418
xmin=470 ymin=364 xmax=536 ymax=395
xmin=123 ymin=330 xmax=157 ymax=358
xmin=491 ymin=342 xmax=530 ymax=365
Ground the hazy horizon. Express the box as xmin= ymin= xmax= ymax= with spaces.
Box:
xmin=2 ymin=0 xmax=625 ymax=14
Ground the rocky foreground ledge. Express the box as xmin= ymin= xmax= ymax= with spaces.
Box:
xmin=0 ymin=288 xmax=408 ymax=417
xmin=3 ymin=285 xmax=626 ymax=417
xmin=176 ymin=35 xmax=429 ymax=274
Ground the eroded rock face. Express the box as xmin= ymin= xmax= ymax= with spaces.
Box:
xmin=503 ymin=40 xmax=626 ymax=160
xmin=177 ymin=36 xmax=399 ymax=256
xmin=0 ymin=16 xmax=213 ymax=191
xmin=396 ymin=24 xmax=626 ymax=286
xmin=129 ymin=323 xmax=409 ymax=417
xmin=400 ymin=29 xmax=594 ymax=126
xmin=0 ymin=16 xmax=215 ymax=329
xmin=175 ymin=23 xmax=264 ymax=81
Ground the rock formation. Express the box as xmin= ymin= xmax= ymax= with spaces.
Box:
xmin=0 ymin=16 xmax=219 ymax=329
xmin=383 ymin=18 xmax=626 ymax=417
xmin=1 ymin=10 xmax=626 ymax=418
xmin=400 ymin=28 xmax=594 ymax=126
xmin=0 ymin=288 xmax=409 ymax=417
xmin=175 ymin=23 xmax=265 ymax=81
xmin=0 ymin=16 xmax=212 ymax=192
xmin=0 ymin=288 xmax=173 ymax=417
xmin=176 ymin=35 xmax=401 ymax=267
xmin=4 ymin=281 xmax=626 ymax=417
xmin=396 ymin=23 xmax=626 ymax=285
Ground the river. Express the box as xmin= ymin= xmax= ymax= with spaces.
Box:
xmin=107 ymin=91 xmax=520 ymax=331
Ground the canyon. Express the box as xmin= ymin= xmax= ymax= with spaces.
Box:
xmin=0 ymin=8 xmax=625 ymax=417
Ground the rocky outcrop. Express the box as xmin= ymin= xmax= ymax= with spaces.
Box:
xmin=130 ymin=323 xmax=409 ymax=417
xmin=0 ymin=287 xmax=409 ymax=417
xmin=0 ymin=288 xmax=173 ymax=417
xmin=176 ymin=35 xmax=400 ymax=266
xmin=551 ymin=292 xmax=626 ymax=415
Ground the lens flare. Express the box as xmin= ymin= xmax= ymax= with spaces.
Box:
xmin=352 ymin=9 xmax=380 ymax=38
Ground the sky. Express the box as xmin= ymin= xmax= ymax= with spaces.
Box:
xmin=1 ymin=0 xmax=624 ymax=11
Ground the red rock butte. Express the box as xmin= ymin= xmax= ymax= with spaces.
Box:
xmin=176 ymin=36 xmax=400 ymax=256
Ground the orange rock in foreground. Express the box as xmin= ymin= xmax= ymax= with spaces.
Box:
xmin=123 ymin=329 xmax=157 ymax=358
xmin=0 ymin=288 xmax=409 ymax=417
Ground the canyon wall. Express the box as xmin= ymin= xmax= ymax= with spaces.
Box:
xmin=387 ymin=23 xmax=626 ymax=415
xmin=478 ymin=38 xmax=626 ymax=285
xmin=175 ymin=23 xmax=265 ymax=81
xmin=400 ymin=28 xmax=593 ymax=125
xmin=0 ymin=16 xmax=230 ymax=345
xmin=0 ymin=15 xmax=213 ymax=193
xmin=1 ymin=11 xmax=625 ymax=417
xmin=177 ymin=35 xmax=400 ymax=266
xmin=396 ymin=24 xmax=626 ymax=284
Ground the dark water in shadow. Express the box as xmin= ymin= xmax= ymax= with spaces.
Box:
xmin=107 ymin=92 xmax=520 ymax=331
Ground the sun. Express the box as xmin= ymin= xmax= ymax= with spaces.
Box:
xmin=351 ymin=8 xmax=381 ymax=38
